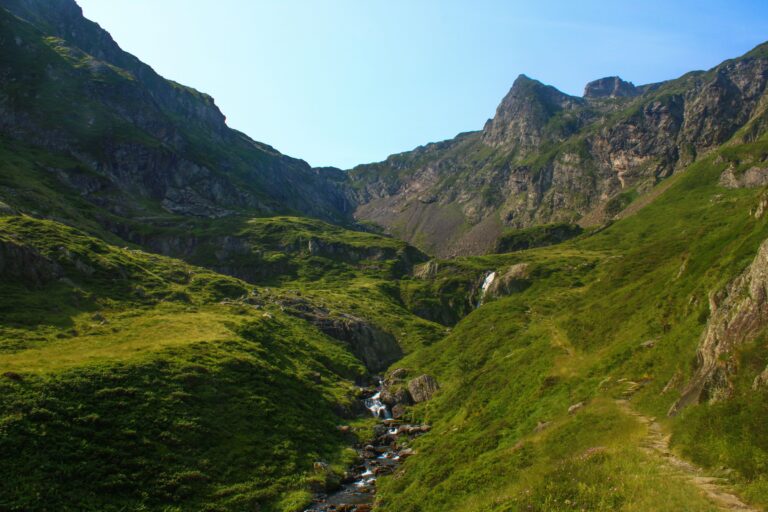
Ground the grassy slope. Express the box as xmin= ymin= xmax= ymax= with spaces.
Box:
xmin=0 ymin=215 xmax=391 ymax=511
xmin=375 ymin=135 xmax=768 ymax=511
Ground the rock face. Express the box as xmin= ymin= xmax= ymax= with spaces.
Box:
xmin=583 ymin=77 xmax=639 ymax=99
xmin=481 ymin=75 xmax=586 ymax=151
xmin=349 ymin=44 xmax=768 ymax=257
xmin=407 ymin=375 xmax=440 ymax=403
xmin=494 ymin=223 xmax=583 ymax=253
xmin=670 ymin=238 xmax=768 ymax=415
xmin=278 ymin=297 xmax=403 ymax=372
xmin=0 ymin=239 xmax=61 ymax=285
xmin=719 ymin=166 xmax=768 ymax=188
xmin=483 ymin=263 xmax=532 ymax=300
xmin=753 ymin=366 xmax=768 ymax=390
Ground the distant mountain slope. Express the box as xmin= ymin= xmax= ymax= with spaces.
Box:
xmin=0 ymin=0 xmax=353 ymax=231
xmin=373 ymin=129 xmax=768 ymax=512
xmin=349 ymin=43 xmax=768 ymax=256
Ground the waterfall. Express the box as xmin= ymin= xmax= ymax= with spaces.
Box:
xmin=363 ymin=380 xmax=391 ymax=419
xmin=477 ymin=271 xmax=497 ymax=306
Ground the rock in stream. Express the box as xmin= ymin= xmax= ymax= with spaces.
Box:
xmin=305 ymin=381 xmax=430 ymax=511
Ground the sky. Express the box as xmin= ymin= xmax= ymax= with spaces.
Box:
xmin=76 ymin=1 xmax=768 ymax=169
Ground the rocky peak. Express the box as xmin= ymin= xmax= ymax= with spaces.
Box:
xmin=583 ymin=76 xmax=639 ymax=99
xmin=481 ymin=74 xmax=584 ymax=150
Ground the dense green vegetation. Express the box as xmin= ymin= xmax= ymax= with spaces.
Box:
xmin=494 ymin=222 xmax=584 ymax=253
xmin=5 ymin=136 xmax=768 ymax=510
xmin=375 ymin=137 xmax=768 ymax=511
xmin=0 ymin=214 xmax=422 ymax=511
xmin=3 ymin=2 xmax=768 ymax=511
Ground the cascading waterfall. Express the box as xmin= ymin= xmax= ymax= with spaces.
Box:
xmin=477 ymin=271 xmax=497 ymax=306
xmin=363 ymin=379 xmax=391 ymax=419
xmin=306 ymin=379 xmax=430 ymax=511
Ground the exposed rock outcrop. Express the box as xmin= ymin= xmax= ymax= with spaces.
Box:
xmin=583 ymin=76 xmax=640 ymax=99
xmin=349 ymin=44 xmax=768 ymax=257
xmin=483 ymin=263 xmax=532 ymax=300
xmin=753 ymin=365 xmax=768 ymax=390
xmin=670 ymin=238 xmax=768 ymax=415
xmin=278 ymin=297 xmax=402 ymax=372
xmin=719 ymin=166 xmax=768 ymax=189
xmin=481 ymin=75 xmax=586 ymax=151
xmin=407 ymin=374 xmax=440 ymax=403
xmin=0 ymin=239 xmax=62 ymax=285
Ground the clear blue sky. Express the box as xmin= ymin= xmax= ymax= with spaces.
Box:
xmin=76 ymin=0 xmax=768 ymax=169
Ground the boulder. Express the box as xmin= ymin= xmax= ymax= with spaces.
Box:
xmin=719 ymin=166 xmax=768 ymax=189
xmin=407 ymin=375 xmax=440 ymax=403
xmin=753 ymin=365 xmax=768 ymax=390
xmin=380 ymin=386 xmax=412 ymax=407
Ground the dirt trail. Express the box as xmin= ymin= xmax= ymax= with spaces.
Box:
xmin=616 ymin=399 xmax=759 ymax=511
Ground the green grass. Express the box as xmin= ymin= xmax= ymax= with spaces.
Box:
xmin=494 ymin=222 xmax=584 ymax=253
xmin=0 ymin=215 xmax=385 ymax=511
xmin=3 ymin=6 xmax=768 ymax=508
xmin=372 ymin=136 xmax=768 ymax=511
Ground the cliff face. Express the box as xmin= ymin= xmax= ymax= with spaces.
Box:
xmin=583 ymin=76 xmax=640 ymax=99
xmin=480 ymin=74 xmax=586 ymax=151
xmin=670 ymin=237 xmax=768 ymax=415
xmin=348 ymin=44 xmax=768 ymax=257
xmin=4 ymin=0 xmax=768 ymax=265
xmin=0 ymin=0 xmax=354 ymax=229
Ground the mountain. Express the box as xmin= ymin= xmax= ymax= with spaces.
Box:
xmin=0 ymin=0 xmax=353 ymax=230
xmin=348 ymin=45 xmax=768 ymax=256
xmin=0 ymin=2 xmax=438 ymax=509
xmin=4 ymin=1 xmax=768 ymax=511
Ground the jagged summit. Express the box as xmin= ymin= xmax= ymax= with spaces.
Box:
xmin=583 ymin=76 xmax=640 ymax=98
xmin=350 ymin=40 xmax=768 ymax=257
xmin=480 ymin=74 xmax=583 ymax=149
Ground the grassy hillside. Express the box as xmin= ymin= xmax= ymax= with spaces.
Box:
xmin=0 ymin=214 xmax=430 ymax=511
xmin=374 ymin=136 xmax=768 ymax=511
xmin=0 ymin=2 xmax=353 ymax=224
xmin=3 ymin=3 xmax=768 ymax=510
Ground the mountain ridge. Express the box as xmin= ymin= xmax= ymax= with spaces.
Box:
xmin=348 ymin=41 xmax=768 ymax=256
xmin=3 ymin=2 xmax=768 ymax=511
xmin=0 ymin=0 xmax=356 ymax=232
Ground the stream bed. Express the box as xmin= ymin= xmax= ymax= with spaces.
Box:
xmin=305 ymin=381 xmax=429 ymax=511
